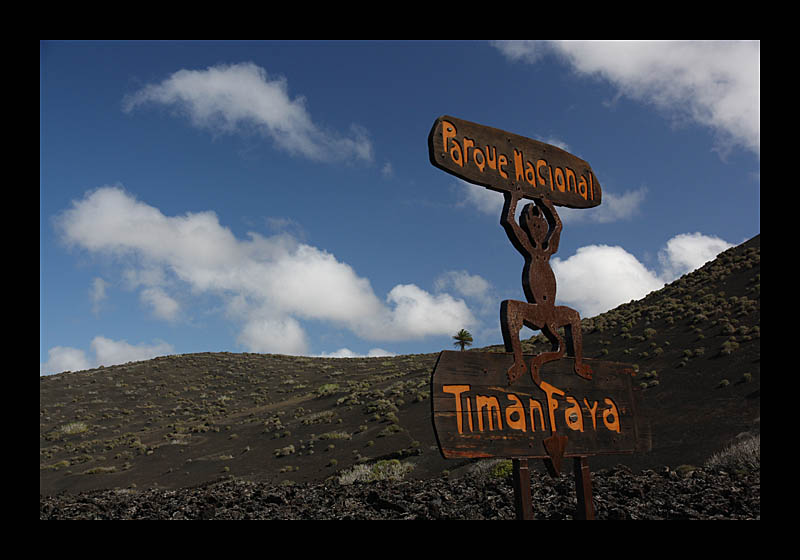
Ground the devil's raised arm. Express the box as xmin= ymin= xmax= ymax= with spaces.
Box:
xmin=501 ymin=191 xmax=534 ymax=256
xmin=537 ymin=198 xmax=561 ymax=254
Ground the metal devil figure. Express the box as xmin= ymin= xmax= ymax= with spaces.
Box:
xmin=427 ymin=116 xmax=649 ymax=520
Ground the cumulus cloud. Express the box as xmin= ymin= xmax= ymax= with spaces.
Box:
xmin=122 ymin=62 xmax=373 ymax=163
xmin=657 ymin=232 xmax=734 ymax=281
xmin=40 ymin=336 xmax=174 ymax=375
xmin=558 ymin=187 xmax=647 ymax=224
xmin=551 ymin=245 xmax=666 ymax=318
xmin=457 ymin=179 xmax=646 ymax=224
xmin=316 ymin=347 xmax=397 ymax=358
xmin=236 ymin=315 xmax=309 ymax=355
xmin=492 ymin=40 xmax=760 ymax=156
xmin=89 ymin=277 xmax=108 ymax=315
xmin=435 ymin=269 xmax=495 ymax=314
xmin=551 ymin=233 xmax=733 ymax=318
xmin=140 ymin=287 xmax=181 ymax=322
xmin=41 ymin=346 xmax=92 ymax=375
xmin=53 ymin=186 xmax=475 ymax=355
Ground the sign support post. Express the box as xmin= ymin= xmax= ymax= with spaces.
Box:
xmin=512 ymin=458 xmax=532 ymax=520
xmin=427 ymin=115 xmax=649 ymax=520
xmin=574 ymin=456 xmax=594 ymax=520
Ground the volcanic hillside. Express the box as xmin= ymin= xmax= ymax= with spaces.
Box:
xmin=40 ymin=235 xmax=760 ymax=496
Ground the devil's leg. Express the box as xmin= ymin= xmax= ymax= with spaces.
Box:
xmin=557 ymin=306 xmax=592 ymax=380
xmin=501 ymin=300 xmax=529 ymax=385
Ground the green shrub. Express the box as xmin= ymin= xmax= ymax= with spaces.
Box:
xmin=274 ymin=444 xmax=296 ymax=457
xmin=720 ymin=341 xmax=740 ymax=356
xmin=488 ymin=459 xmax=514 ymax=479
xmin=377 ymin=424 xmax=402 ymax=437
xmin=316 ymin=430 xmax=351 ymax=441
xmin=82 ymin=466 xmax=117 ymax=475
xmin=338 ymin=459 xmax=415 ymax=485
xmin=316 ymin=383 xmax=340 ymax=397
xmin=60 ymin=422 xmax=89 ymax=435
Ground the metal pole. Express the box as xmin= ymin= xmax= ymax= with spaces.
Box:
xmin=573 ymin=456 xmax=595 ymax=520
xmin=512 ymin=458 xmax=533 ymax=520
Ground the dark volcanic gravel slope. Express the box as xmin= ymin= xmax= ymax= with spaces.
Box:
xmin=40 ymin=464 xmax=759 ymax=520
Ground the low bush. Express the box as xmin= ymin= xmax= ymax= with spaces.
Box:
xmin=705 ymin=434 xmax=759 ymax=473
xmin=337 ymin=459 xmax=415 ymax=485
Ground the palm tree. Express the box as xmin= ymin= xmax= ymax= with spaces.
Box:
xmin=452 ymin=329 xmax=473 ymax=351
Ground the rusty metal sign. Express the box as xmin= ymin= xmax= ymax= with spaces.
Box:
xmin=431 ymin=352 xmax=647 ymax=462
xmin=428 ymin=115 xmax=602 ymax=209
xmin=427 ymin=115 xmax=647 ymax=519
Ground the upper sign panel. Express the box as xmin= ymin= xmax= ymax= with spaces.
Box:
xmin=428 ymin=115 xmax=602 ymax=209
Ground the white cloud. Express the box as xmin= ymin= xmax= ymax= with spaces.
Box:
xmin=492 ymin=40 xmax=760 ymax=156
xmin=558 ymin=187 xmax=647 ymax=224
xmin=89 ymin=277 xmax=108 ymax=315
xmin=122 ymin=62 xmax=373 ymax=163
xmin=316 ymin=347 xmax=397 ymax=358
xmin=435 ymin=270 xmax=495 ymax=313
xmin=41 ymin=346 xmax=92 ymax=375
xmin=90 ymin=336 xmax=174 ymax=368
xmin=236 ymin=315 xmax=309 ymax=355
xmin=380 ymin=284 xmax=476 ymax=340
xmin=40 ymin=336 xmax=174 ymax=375
xmin=657 ymin=232 xmax=734 ymax=282
xmin=551 ymin=233 xmax=733 ymax=318
xmin=551 ymin=245 xmax=666 ymax=318
xmin=140 ymin=287 xmax=180 ymax=322
xmin=53 ymin=186 xmax=475 ymax=355
xmin=456 ymin=179 xmax=646 ymax=224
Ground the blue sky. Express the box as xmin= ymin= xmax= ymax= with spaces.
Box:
xmin=40 ymin=40 xmax=760 ymax=374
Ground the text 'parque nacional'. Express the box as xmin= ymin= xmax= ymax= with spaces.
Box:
xmin=428 ymin=115 xmax=602 ymax=209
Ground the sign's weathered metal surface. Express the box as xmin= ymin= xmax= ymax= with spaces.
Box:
xmin=498 ymin=191 xmax=592 ymax=388
xmin=431 ymin=351 xmax=649 ymax=460
xmin=428 ymin=115 xmax=602 ymax=209
xmin=426 ymin=114 xmax=638 ymax=519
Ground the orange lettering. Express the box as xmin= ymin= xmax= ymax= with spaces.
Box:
xmin=463 ymin=137 xmax=475 ymax=167
xmin=578 ymin=175 xmax=588 ymax=200
xmin=485 ymin=145 xmax=497 ymax=170
xmin=539 ymin=381 xmax=565 ymax=432
xmin=476 ymin=395 xmax=503 ymax=431
xmin=536 ymin=160 xmax=548 ymax=187
xmin=443 ymin=385 xmax=470 ymax=434
xmin=441 ymin=121 xmax=457 ymax=156
xmin=450 ymin=139 xmax=463 ymax=167
xmin=583 ymin=398 xmax=599 ymax=430
xmin=498 ymin=154 xmax=508 ymax=179
xmin=602 ymin=398 xmax=621 ymax=433
xmin=525 ymin=160 xmax=536 ymax=187
xmin=513 ymin=149 xmax=524 ymax=182
xmin=474 ymin=146 xmax=485 ymax=172
xmin=565 ymin=168 xmax=576 ymax=193
xmin=529 ymin=399 xmax=545 ymax=431
xmin=505 ymin=393 xmax=526 ymax=432
xmin=554 ymin=167 xmax=565 ymax=192
xmin=565 ymin=396 xmax=584 ymax=432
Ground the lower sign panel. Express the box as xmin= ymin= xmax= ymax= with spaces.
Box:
xmin=430 ymin=351 xmax=650 ymax=459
